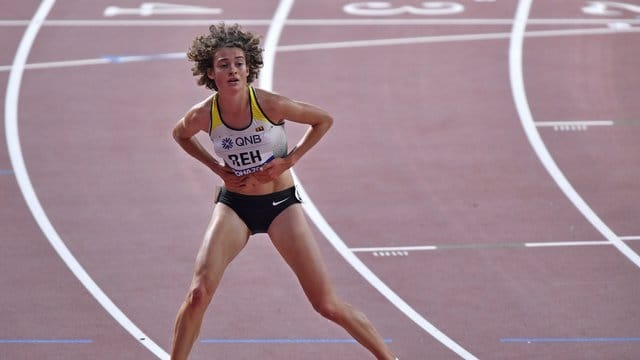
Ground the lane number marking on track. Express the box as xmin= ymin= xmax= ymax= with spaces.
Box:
xmin=343 ymin=2 xmax=465 ymax=16
xmin=342 ymin=1 xmax=640 ymax=19
xmin=582 ymin=1 xmax=640 ymax=16
xmin=104 ymin=2 xmax=222 ymax=17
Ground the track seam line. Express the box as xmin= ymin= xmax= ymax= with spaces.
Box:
xmin=2 ymin=26 xmax=639 ymax=73
xmin=350 ymin=236 xmax=640 ymax=253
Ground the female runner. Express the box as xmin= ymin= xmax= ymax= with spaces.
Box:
xmin=170 ymin=23 xmax=398 ymax=360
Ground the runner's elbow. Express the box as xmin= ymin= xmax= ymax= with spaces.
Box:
xmin=172 ymin=122 xmax=188 ymax=142
xmin=317 ymin=113 xmax=333 ymax=131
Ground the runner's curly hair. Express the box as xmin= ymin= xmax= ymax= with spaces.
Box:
xmin=187 ymin=23 xmax=263 ymax=91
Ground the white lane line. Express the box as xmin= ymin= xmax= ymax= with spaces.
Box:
xmin=2 ymin=25 xmax=638 ymax=73
xmin=0 ymin=58 xmax=111 ymax=71
xmin=535 ymin=120 xmax=614 ymax=127
xmin=351 ymin=246 xmax=438 ymax=252
xmin=2 ymin=18 xmax=640 ymax=27
xmin=509 ymin=0 xmax=640 ymax=268
xmin=525 ymin=241 xmax=609 ymax=248
xmin=262 ymin=1 xmax=477 ymax=359
xmin=4 ymin=1 xmax=169 ymax=359
xmin=536 ymin=120 xmax=614 ymax=131
xmin=259 ymin=0 xmax=294 ymax=92
xmin=278 ymin=26 xmax=640 ymax=52
xmin=350 ymin=236 xmax=640 ymax=252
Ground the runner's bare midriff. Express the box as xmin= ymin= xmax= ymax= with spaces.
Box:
xmin=223 ymin=169 xmax=295 ymax=195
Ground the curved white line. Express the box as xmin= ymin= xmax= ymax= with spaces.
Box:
xmin=259 ymin=0 xmax=294 ymax=91
xmin=261 ymin=1 xmax=477 ymax=359
xmin=509 ymin=0 xmax=640 ymax=267
xmin=4 ymin=1 xmax=170 ymax=359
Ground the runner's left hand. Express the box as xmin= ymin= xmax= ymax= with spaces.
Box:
xmin=254 ymin=158 xmax=289 ymax=183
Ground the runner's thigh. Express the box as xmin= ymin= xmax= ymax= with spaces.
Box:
xmin=268 ymin=204 xmax=334 ymax=299
xmin=193 ymin=203 xmax=250 ymax=284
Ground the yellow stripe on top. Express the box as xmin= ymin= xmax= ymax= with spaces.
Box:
xmin=210 ymin=92 xmax=221 ymax=133
xmin=248 ymin=85 xmax=269 ymax=122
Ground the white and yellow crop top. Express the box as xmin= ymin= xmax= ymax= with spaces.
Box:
xmin=209 ymin=86 xmax=287 ymax=176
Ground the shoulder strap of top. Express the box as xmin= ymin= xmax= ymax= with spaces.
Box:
xmin=249 ymin=85 xmax=269 ymax=122
xmin=209 ymin=93 xmax=222 ymax=133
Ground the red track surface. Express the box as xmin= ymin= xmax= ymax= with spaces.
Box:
xmin=2 ymin=1 xmax=639 ymax=359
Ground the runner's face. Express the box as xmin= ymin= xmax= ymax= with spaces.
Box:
xmin=208 ymin=47 xmax=248 ymax=91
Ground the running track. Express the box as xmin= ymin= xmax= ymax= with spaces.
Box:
xmin=1 ymin=1 xmax=639 ymax=359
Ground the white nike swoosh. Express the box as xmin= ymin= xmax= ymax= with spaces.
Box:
xmin=272 ymin=197 xmax=289 ymax=206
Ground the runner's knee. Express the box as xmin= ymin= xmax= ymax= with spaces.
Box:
xmin=186 ymin=277 xmax=215 ymax=311
xmin=312 ymin=297 xmax=344 ymax=322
